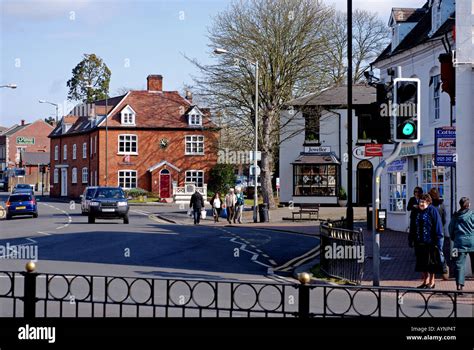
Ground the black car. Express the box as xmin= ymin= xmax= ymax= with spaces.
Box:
xmin=87 ymin=187 xmax=129 ymax=224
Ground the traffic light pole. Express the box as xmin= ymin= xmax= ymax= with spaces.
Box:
xmin=372 ymin=142 xmax=403 ymax=286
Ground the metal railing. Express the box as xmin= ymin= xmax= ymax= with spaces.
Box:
xmin=0 ymin=265 xmax=471 ymax=318
xmin=319 ymin=219 xmax=365 ymax=284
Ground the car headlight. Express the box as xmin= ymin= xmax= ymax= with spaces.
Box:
xmin=117 ymin=201 xmax=128 ymax=207
xmin=89 ymin=201 xmax=100 ymax=207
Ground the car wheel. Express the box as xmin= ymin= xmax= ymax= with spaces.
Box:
xmin=123 ymin=216 xmax=129 ymax=224
xmin=33 ymin=213 xmax=38 ymax=218
xmin=88 ymin=215 xmax=95 ymax=224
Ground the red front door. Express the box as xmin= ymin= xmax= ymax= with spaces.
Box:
xmin=160 ymin=174 xmax=171 ymax=198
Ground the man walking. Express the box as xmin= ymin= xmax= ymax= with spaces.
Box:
xmin=190 ymin=190 xmax=205 ymax=225
xmin=225 ymin=188 xmax=236 ymax=224
xmin=234 ymin=187 xmax=245 ymax=224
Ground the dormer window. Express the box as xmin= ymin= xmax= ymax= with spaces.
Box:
xmin=187 ymin=107 xmax=203 ymax=127
xmin=62 ymin=123 xmax=72 ymax=134
xmin=120 ymin=105 xmax=136 ymax=126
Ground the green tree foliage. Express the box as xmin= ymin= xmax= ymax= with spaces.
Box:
xmin=208 ymin=164 xmax=236 ymax=195
xmin=67 ymin=54 xmax=111 ymax=102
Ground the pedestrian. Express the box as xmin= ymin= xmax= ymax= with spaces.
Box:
xmin=210 ymin=192 xmax=222 ymax=223
xmin=407 ymin=187 xmax=423 ymax=246
xmin=234 ymin=187 xmax=245 ymax=224
xmin=189 ymin=190 xmax=205 ymax=225
xmin=225 ymin=188 xmax=236 ymax=224
xmin=428 ymin=187 xmax=449 ymax=279
xmin=448 ymin=197 xmax=474 ymax=292
xmin=412 ymin=194 xmax=444 ymax=289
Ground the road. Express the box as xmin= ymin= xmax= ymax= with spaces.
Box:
xmin=0 ymin=194 xmax=319 ymax=282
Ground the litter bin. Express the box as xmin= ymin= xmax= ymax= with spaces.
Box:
xmin=367 ymin=203 xmax=373 ymax=230
xmin=259 ymin=203 xmax=269 ymax=223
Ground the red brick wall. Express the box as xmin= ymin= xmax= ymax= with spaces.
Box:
xmin=97 ymin=128 xmax=219 ymax=194
xmin=49 ymin=133 xmax=98 ymax=198
xmin=8 ymin=120 xmax=53 ymax=166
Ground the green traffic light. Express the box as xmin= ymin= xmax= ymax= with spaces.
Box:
xmin=402 ymin=122 xmax=415 ymax=136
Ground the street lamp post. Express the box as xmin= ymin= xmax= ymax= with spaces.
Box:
xmin=214 ymin=48 xmax=259 ymax=223
xmin=38 ymin=100 xmax=59 ymax=123
xmin=0 ymin=84 xmax=17 ymax=89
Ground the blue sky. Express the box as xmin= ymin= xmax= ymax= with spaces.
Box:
xmin=0 ymin=0 xmax=426 ymax=126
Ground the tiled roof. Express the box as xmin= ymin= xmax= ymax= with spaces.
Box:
xmin=286 ymin=85 xmax=376 ymax=107
xmin=2 ymin=124 xmax=30 ymax=136
xmin=23 ymin=152 xmax=50 ymax=165
xmin=49 ymin=90 xmax=215 ymax=138
xmin=391 ymin=8 xmax=427 ymax=23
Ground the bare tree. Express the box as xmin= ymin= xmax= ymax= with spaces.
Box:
xmin=321 ymin=9 xmax=390 ymax=85
xmin=188 ymin=0 xmax=333 ymax=208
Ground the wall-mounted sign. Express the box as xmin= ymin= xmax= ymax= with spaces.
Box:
xmin=364 ymin=144 xmax=383 ymax=157
xmin=387 ymin=158 xmax=407 ymax=172
xmin=305 ymin=146 xmax=330 ymax=153
xmin=399 ymin=144 xmax=417 ymax=157
xmin=16 ymin=137 xmax=35 ymax=145
xmin=435 ymin=127 xmax=456 ymax=166
xmin=353 ymin=146 xmax=373 ymax=160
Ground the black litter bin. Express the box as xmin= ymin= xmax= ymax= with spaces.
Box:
xmin=259 ymin=203 xmax=269 ymax=223
xmin=367 ymin=203 xmax=373 ymax=230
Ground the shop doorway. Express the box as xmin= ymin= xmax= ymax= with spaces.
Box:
xmin=357 ymin=160 xmax=373 ymax=206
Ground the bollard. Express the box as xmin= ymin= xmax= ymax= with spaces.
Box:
xmin=23 ymin=261 xmax=38 ymax=319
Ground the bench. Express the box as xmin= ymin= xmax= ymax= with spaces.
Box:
xmin=292 ymin=203 xmax=320 ymax=221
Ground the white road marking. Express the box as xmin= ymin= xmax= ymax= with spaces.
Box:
xmin=39 ymin=203 xmax=72 ymax=230
xmin=274 ymin=245 xmax=321 ymax=271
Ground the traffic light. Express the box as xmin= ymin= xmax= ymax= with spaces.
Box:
xmin=393 ymin=78 xmax=420 ymax=142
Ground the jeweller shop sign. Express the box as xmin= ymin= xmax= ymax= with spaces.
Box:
xmin=435 ymin=127 xmax=456 ymax=167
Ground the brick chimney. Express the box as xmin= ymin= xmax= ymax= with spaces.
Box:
xmin=147 ymin=75 xmax=163 ymax=92
xmin=21 ymin=119 xmax=25 ymax=125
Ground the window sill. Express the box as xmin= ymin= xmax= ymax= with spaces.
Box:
xmin=117 ymin=152 xmax=138 ymax=156
xmin=120 ymin=124 xmax=136 ymax=127
xmin=185 ymin=153 xmax=205 ymax=156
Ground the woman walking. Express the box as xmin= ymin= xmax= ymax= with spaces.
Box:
xmin=413 ymin=194 xmax=444 ymax=289
xmin=210 ymin=192 xmax=223 ymax=223
xmin=448 ymin=197 xmax=474 ymax=291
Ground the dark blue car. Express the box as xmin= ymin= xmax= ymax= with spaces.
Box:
xmin=6 ymin=193 xmax=38 ymax=220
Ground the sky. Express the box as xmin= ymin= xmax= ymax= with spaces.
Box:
xmin=0 ymin=0 xmax=426 ymax=126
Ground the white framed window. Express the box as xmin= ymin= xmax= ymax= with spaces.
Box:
xmin=82 ymin=167 xmax=88 ymax=184
xmin=72 ymin=144 xmax=77 ymax=160
xmin=118 ymin=134 xmax=138 ymax=154
xmin=189 ymin=114 xmax=202 ymax=126
xmin=432 ymin=74 xmax=441 ymax=120
xmin=63 ymin=144 xmax=67 ymax=160
xmin=120 ymin=105 xmax=136 ymax=125
xmin=118 ymin=170 xmax=137 ymax=189
xmin=94 ymin=136 xmax=97 ymax=154
xmin=72 ymin=167 xmax=77 ymax=184
xmin=185 ymin=135 xmax=204 ymax=155
xmin=94 ymin=171 xmax=97 ymax=186
xmin=90 ymin=138 xmax=93 ymax=155
xmin=15 ymin=147 xmax=26 ymax=162
xmin=54 ymin=145 xmax=59 ymax=161
xmin=421 ymin=154 xmax=445 ymax=196
xmin=53 ymin=168 xmax=59 ymax=184
xmin=388 ymin=172 xmax=407 ymax=212
xmin=185 ymin=170 xmax=204 ymax=187
xmin=82 ymin=142 xmax=87 ymax=159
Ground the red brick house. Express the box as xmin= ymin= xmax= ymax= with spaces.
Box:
xmin=0 ymin=119 xmax=54 ymax=190
xmin=49 ymin=75 xmax=219 ymax=200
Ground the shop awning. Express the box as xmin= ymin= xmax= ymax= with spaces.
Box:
xmin=291 ymin=153 xmax=340 ymax=165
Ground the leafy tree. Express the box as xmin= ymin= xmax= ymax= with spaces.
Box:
xmin=208 ymin=164 xmax=236 ymax=195
xmin=44 ymin=117 xmax=55 ymax=125
xmin=67 ymin=54 xmax=111 ymax=102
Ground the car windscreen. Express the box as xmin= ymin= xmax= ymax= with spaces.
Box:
xmin=16 ymin=184 xmax=31 ymax=189
xmin=10 ymin=195 xmax=32 ymax=202
xmin=94 ymin=188 xmax=125 ymax=199
xmin=86 ymin=189 xmax=96 ymax=198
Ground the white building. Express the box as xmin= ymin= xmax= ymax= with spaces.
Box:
xmin=372 ymin=1 xmax=459 ymax=231
xmin=280 ymin=85 xmax=385 ymax=206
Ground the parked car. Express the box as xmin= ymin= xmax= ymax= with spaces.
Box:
xmin=6 ymin=193 xmax=38 ymax=220
xmin=88 ymin=187 xmax=129 ymax=224
xmin=12 ymin=184 xmax=34 ymax=194
xmin=80 ymin=186 xmax=98 ymax=215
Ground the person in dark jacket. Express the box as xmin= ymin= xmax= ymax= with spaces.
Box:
xmin=189 ymin=190 xmax=205 ymax=225
xmin=408 ymin=187 xmax=423 ymax=247
xmin=428 ymin=187 xmax=449 ymax=280
xmin=448 ymin=197 xmax=474 ymax=291
xmin=413 ymin=194 xmax=444 ymax=289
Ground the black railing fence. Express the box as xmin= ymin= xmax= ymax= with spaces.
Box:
xmin=319 ymin=219 xmax=365 ymax=284
xmin=0 ymin=268 xmax=472 ymax=318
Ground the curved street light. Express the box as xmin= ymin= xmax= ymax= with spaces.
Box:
xmin=0 ymin=84 xmax=17 ymax=89
xmin=38 ymin=100 xmax=59 ymax=123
